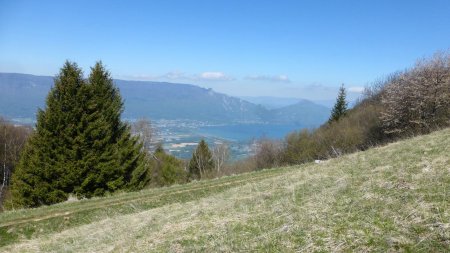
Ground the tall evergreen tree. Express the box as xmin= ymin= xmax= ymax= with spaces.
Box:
xmin=11 ymin=62 xmax=87 ymax=207
xmin=188 ymin=140 xmax=214 ymax=180
xmin=10 ymin=61 xmax=144 ymax=207
xmin=74 ymin=62 xmax=144 ymax=197
xmin=328 ymin=84 xmax=348 ymax=123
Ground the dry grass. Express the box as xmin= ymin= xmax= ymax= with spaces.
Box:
xmin=1 ymin=128 xmax=449 ymax=252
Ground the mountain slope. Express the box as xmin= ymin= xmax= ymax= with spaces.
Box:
xmin=0 ymin=73 xmax=329 ymax=126
xmin=0 ymin=73 xmax=265 ymax=123
xmin=0 ymin=73 xmax=53 ymax=121
xmin=115 ymin=79 xmax=265 ymax=122
xmin=270 ymin=99 xmax=330 ymax=126
xmin=1 ymin=128 xmax=449 ymax=252
xmin=239 ymin=96 xmax=307 ymax=109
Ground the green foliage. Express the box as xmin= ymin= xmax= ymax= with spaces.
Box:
xmin=129 ymin=144 xmax=186 ymax=188
xmin=281 ymin=96 xmax=385 ymax=165
xmin=282 ymin=129 xmax=318 ymax=164
xmin=153 ymin=148 xmax=186 ymax=186
xmin=128 ymin=152 xmax=153 ymax=190
xmin=188 ymin=140 xmax=214 ymax=180
xmin=10 ymin=61 xmax=144 ymax=208
xmin=328 ymin=84 xmax=348 ymax=123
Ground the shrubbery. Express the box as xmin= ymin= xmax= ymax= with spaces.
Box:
xmin=148 ymin=145 xmax=187 ymax=187
xmin=252 ymin=51 xmax=449 ymax=169
xmin=381 ymin=52 xmax=450 ymax=137
xmin=0 ymin=118 xmax=31 ymax=209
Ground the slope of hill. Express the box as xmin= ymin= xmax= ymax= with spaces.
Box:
xmin=1 ymin=128 xmax=448 ymax=252
xmin=270 ymin=99 xmax=330 ymax=125
xmin=0 ymin=73 xmax=328 ymax=126
xmin=239 ymin=96 xmax=308 ymax=109
xmin=0 ymin=73 xmax=53 ymax=121
xmin=115 ymin=79 xmax=266 ymax=122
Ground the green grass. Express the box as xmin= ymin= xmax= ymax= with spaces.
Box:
xmin=1 ymin=128 xmax=449 ymax=252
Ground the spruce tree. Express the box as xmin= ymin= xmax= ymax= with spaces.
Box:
xmin=328 ymin=84 xmax=348 ymax=123
xmin=10 ymin=61 xmax=144 ymax=207
xmin=11 ymin=62 xmax=87 ymax=207
xmin=188 ymin=140 xmax=214 ymax=180
xmin=74 ymin=62 xmax=144 ymax=197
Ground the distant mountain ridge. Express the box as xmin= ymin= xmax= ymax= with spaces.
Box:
xmin=0 ymin=73 xmax=330 ymax=126
xmin=115 ymin=79 xmax=266 ymax=123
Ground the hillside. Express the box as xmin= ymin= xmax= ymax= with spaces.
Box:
xmin=270 ymin=99 xmax=330 ymax=125
xmin=0 ymin=128 xmax=449 ymax=252
xmin=0 ymin=73 xmax=328 ymax=126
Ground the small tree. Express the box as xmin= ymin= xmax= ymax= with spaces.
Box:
xmin=188 ymin=140 xmax=214 ymax=180
xmin=132 ymin=118 xmax=154 ymax=153
xmin=212 ymin=143 xmax=229 ymax=175
xmin=329 ymin=84 xmax=348 ymax=123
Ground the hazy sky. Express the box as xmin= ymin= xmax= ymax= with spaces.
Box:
xmin=1 ymin=0 xmax=449 ymax=100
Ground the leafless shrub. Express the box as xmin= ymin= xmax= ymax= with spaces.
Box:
xmin=0 ymin=118 xmax=32 ymax=208
xmin=381 ymin=51 xmax=450 ymax=136
xmin=253 ymin=138 xmax=283 ymax=169
xmin=131 ymin=118 xmax=155 ymax=153
xmin=212 ymin=143 xmax=230 ymax=175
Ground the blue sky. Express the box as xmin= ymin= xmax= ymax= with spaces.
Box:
xmin=1 ymin=0 xmax=449 ymax=100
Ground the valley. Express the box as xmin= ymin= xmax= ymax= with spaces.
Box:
xmin=0 ymin=73 xmax=330 ymax=159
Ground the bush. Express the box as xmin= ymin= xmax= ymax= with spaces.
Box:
xmin=254 ymin=138 xmax=283 ymax=169
xmin=381 ymin=52 xmax=450 ymax=137
xmin=150 ymin=147 xmax=187 ymax=186
xmin=280 ymin=100 xmax=384 ymax=164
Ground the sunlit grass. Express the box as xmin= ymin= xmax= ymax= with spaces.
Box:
xmin=1 ymin=128 xmax=449 ymax=252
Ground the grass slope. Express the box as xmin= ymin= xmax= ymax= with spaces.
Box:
xmin=1 ymin=129 xmax=449 ymax=252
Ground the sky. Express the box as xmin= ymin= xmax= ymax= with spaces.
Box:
xmin=1 ymin=0 xmax=449 ymax=101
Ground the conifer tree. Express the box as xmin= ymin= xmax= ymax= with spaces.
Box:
xmin=329 ymin=84 xmax=348 ymax=123
xmin=74 ymin=62 xmax=144 ymax=197
xmin=11 ymin=62 xmax=87 ymax=207
xmin=188 ymin=140 xmax=214 ymax=180
xmin=10 ymin=61 xmax=144 ymax=207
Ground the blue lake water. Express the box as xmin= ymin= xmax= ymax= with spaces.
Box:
xmin=198 ymin=123 xmax=308 ymax=141
xmin=156 ymin=122 xmax=319 ymax=160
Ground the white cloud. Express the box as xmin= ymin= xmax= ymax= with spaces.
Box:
xmin=245 ymin=74 xmax=291 ymax=83
xmin=162 ymin=71 xmax=187 ymax=80
xmin=119 ymin=71 xmax=234 ymax=82
xmin=348 ymin=86 xmax=365 ymax=93
xmin=197 ymin=72 xmax=234 ymax=81
xmin=119 ymin=71 xmax=188 ymax=81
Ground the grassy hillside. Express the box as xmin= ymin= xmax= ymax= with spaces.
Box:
xmin=1 ymin=128 xmax=449 ymax=252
